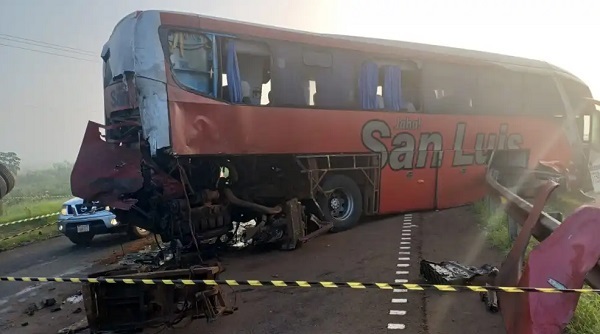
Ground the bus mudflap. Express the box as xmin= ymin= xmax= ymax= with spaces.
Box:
xmin=71 ymin=121 xmax=144 ymax=210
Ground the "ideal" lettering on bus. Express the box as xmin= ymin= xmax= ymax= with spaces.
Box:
xmin=361 ymin=119 xmax=523 ymax=170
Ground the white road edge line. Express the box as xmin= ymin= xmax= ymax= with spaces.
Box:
xmin=387 ymin=215 xmax=412 ymax=331
xmin=392 ymin=298 xmax=408 ymax=303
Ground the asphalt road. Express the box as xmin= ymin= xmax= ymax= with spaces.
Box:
xmin=179 ymin=213 xmax=425 ymax=334
xmin=0 ymin=207 xmax=509 ymax=333
xmin=179 ymin=208 xmax=505 ymax=334
xmin=0 ymin=233 xmax=134 ymax=313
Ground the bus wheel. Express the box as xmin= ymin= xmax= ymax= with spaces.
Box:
xmin=127 ymin=225 xmax=151 ymax=240
xmin=0 ymin=164 xmax=15 ymax=194
xmin=318 ymin=174 xmax=363 ymax=232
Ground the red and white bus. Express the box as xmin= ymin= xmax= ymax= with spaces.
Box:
xmin=71 ymin=10 xmax=598 ymax=249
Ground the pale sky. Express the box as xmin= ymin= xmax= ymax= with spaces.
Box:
xmin=0 ymin=0 xmax=598 ymax=169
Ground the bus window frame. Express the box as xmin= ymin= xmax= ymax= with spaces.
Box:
xmin=159 ymin=26 xmax=235 ymax=101
xmin=160 ymin=26 xmax=428 ymax=114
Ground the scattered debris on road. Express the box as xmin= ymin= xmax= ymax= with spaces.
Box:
xmin=65 ymin=292 xmax=82 ymax=305
xmin=57 ymin=318 xmax=88 ymax=334
xmin=420 ymin=260 xmax=498 ymax=285
xmin=82 ymin=242 xmax=234 ymax=333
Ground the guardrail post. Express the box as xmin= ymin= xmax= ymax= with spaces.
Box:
xmin=485 ymin=193 xmax=497 ymax=213
xmin=486 ymin=169 xmax=501 ymax=214
xmin=507 ymin=215 xmax=519 ymax=243
xmin=506 ymin=186 xmax=521 ymax=243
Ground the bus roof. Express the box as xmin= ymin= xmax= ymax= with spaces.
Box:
xmin=119 ymin=10 xmax=584 ymax=84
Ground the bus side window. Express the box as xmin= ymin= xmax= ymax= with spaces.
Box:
xmin=401 ymin=67 xmax=421 ymax=112
xmin=168 ymin=31 xmax=215 ymax=96
xmin=477 ymin=67 xmax=523 ymax=115
xmin=379 ymin=63 xmax=420 ymax=112
xmin=220 ymin=39 xmax=271 ymax=105
xmin=560 ymin=78 xmax=597 ymax=144
xmin=422 ymin=62 xmax=477 ymax=114
xmin=268 ymin=43 xmax=310 ymax=107
xmin=303 ymin=48 xmax=357 ymax=110
xmin=522 ymin=74 xmax=564 ymax=116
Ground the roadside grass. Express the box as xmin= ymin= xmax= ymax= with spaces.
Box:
xmin=473 ymin=194 xmax=600 ymax=334
xmin=0 ymin=198 xmax=68 ymax=251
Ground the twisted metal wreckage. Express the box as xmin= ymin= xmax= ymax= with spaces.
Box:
xmin=71 ymin=121 xmax=335 ymax=332
xmin=421 ymin=150 xmax=600 ymax=334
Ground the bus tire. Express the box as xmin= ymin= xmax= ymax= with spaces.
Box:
xmin=0 ymin=177 xmax=7 ymax=199
xmin=318 ymin=174 xmax=363 ymax=233
xmin=127 ymin=224 xmax=150 ymax=240
xmin=0 ymin=164 xmax=15 ymax=194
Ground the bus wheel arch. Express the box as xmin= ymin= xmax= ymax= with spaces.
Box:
xmin=317 ymin=174 xmax=363 ymax=232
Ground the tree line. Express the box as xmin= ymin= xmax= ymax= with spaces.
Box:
xmin=0 ymin=152 xmax=73 ymax=198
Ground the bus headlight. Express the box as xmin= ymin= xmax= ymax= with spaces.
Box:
xmin=110 ymin=219 xmax=119 ymax=226
xmin=105 ymin=206 xmax=111 ymax=211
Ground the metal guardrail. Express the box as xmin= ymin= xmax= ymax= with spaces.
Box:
xmin=485 ymin=153 xmax=600 ymax=290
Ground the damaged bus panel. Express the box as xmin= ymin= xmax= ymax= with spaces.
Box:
xmin=71 ymin=10 xmax=599 ymax=254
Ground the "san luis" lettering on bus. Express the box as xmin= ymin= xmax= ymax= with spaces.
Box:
xmin=361 ymin=118 xmax=523 ymax=170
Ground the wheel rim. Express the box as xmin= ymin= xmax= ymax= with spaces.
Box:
xmin=135 ymin=226 xmax=149 ymax=235
xmin=328 ymin=188 xmax=354 ymax=221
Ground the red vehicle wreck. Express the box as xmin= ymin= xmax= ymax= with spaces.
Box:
xmin=71 ymin=10 xmax=599 ymax=254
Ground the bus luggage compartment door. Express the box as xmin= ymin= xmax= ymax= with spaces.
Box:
xmin=436 ymin=149 xmax=487 ymax=209
xmin=378 ymin=166 xmax=436 ymax=214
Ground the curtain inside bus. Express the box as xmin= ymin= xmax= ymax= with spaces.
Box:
xmin=383 ymin=65 xmax=404 ymax=111
xmin=359 ymin=61 xmax=378 ymax=110
xmin=226 ymin=40 xmax=243 ymax=103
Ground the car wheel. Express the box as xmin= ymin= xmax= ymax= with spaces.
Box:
xmin=127 ymin=225 xmax=150 ymax=240
xmin=67 ymin=233 xmax=94 ymax=246
xmin=317 ymin=174 xmax=363 ymax=233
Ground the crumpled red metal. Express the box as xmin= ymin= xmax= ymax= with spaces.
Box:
xmin=502 ymin=205 xmax=600 ymax=333
xmin=70 ymin=121 xmax=144 ymax=210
